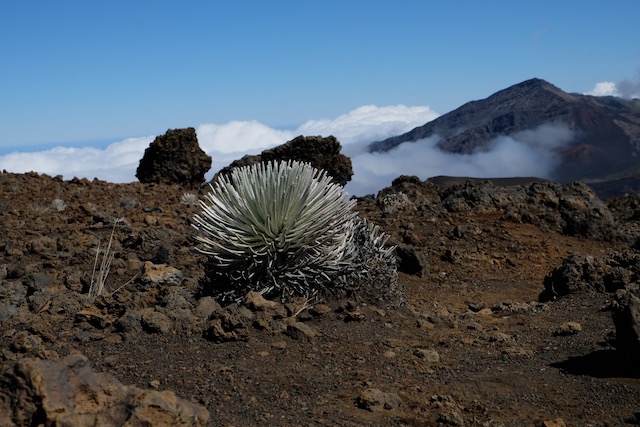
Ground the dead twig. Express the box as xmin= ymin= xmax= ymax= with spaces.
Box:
xmin=88 ymin=218 xmax=122 ymax=297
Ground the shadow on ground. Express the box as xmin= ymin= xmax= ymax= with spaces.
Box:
xmin=551 ymin=350 xmax=640 ymax=379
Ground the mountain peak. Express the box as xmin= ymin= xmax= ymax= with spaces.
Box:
xmin=478 ymin=78 xmax=578 ymax=106
xmin=501 ymin=78 xmax=576 ymax=100
xmin=513 ymin=77 xmax=548 ymax=87
xmin=368 ymin=78 xmax=575 ymax=154
xmin=515 ymin=77 xmax=551 ymax=87
xmin=368 ymin=79 xmax=640 ymax=183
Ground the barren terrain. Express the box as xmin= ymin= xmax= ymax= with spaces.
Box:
xmin=1 ymin=172 xmax=639 ymax=426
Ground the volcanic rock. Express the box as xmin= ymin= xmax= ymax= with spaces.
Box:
xmin=396 ymin=245 xmax=427 ymax=276
xmin=140 ymin=261 xmax=183 ymax=287
xmin=356 ymin=388 xmax=402 ymax=411
xmin=553 ymin=321 xmax=582 ymax=336
xmin=612 ymin=285 xmax=640 ymax=360
xmin=542 ymin=250 xmax=640 ymax=300
xmin=541 ymin=254 xmax=608 ymax=300
xmin=436 ymin=180 xmax=617 ymax=240
xmin=0 ymin=353 xmax=209 ymax=427
xmin=213 ymin=135 xmax=353 ymax=186
xmin=136 ymin=127 xmax=211 ymax=188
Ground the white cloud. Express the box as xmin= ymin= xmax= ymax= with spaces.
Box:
xmin=586 ymin=74 xmax=640 ymax=99
xmin=0 ymin=106 xmax=576 ymax=197
xmin=197 ymin=120 xmax=294 ymax=154
xmin=297 ymin=104 xmax=439 ymax=146
xmin=585 ymin=81 xmax=620 ymax=97
xmin=344 ymin=122 xmax=575 ymax=196
xmin=0 ymin=136 xmax=154 ymax=182
xmin=195 ymin=104 xmax=438 ymax=158
xmin=618 ymin=71 xmax=640 ymax=99
xmin=504 ymin=122 xmax=574 ymax=150
xmin=0 ymin=104 xmax=437 ymax=187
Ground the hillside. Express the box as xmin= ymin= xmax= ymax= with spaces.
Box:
xmin=1 ymin=171 xmax=640 ymax=426
xmin=369 ymin=78 xmax=640 ymax=186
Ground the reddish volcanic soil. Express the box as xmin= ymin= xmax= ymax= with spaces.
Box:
xmin=1 ymin=171 xmax=639 ymax=426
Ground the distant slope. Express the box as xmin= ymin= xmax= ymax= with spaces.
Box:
xmin=369 ymin=78 xmax=640 ymax=183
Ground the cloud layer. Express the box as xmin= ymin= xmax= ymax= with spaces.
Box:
xmin=297 ymin=105 xmax=439 ymax=146
xmin=585 ymin=81 xmax=620 ymax=97
xmin=0 ymin=136 xmax=155 ymax=183
xmin=0 ymin=105 xmax=578 ymax=197
xmin=344 ymin=122 xmax=575 ymax=195
xmin=0 ymin=104 xmax=438 ymax=193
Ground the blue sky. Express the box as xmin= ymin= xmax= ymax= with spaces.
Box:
xmin=0 ymin=1 xmax=639 ymax=195
xmin=2 ymin=1 xmax=639 ymax=149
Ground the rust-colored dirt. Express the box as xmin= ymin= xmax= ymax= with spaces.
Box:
xmin=1 ymin=172 xmax=639 ymax=426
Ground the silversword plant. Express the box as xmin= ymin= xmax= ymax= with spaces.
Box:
xmin=192 ymin=160 xmax=401 ymax=304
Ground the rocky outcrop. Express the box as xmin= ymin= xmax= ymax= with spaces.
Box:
xmin=0 ymin=354 xmax=209 ymax=427
xmin=541 ymin=250 xmax=640 ymax=301
xmin=541 ymin=250 xmax=640 ymax=360
xmin=376 ymin=178 xmax=618 ymax=241
xmin=396 ymin=245 xmax=427 ymax=276
xmin=356 ymin=388 xmax=402 ymax=411
xmin=213 ymin=135 xmax=353 ymax=186
xmin=612 ymin=284 xmax=640 ymax=360
xmin=541 ymin=254 xmax=609 ymax=300
xmin=437 ymin=180 xmax=617 ymax=240
xmin=136 ymin=128 xmax=211 ymax=188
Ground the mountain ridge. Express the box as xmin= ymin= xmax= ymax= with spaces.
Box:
xmin=369 ymin=78 xmax=640 ymax=185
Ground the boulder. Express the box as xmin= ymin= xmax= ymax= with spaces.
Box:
xmin=541 ymin=250 xmax=640 ymax=301
xmin=356 ymin=388 xmax=402 ymax=411
xmin=136 ymin=127 xmax=211 ymax=188
xmin=438 ymin=180 xmax=617 ymax=240
xmin=0 ymin=353 xmax=209 ymax=427
xmin=612 ymin=285 xmax=640 ymax=360
xmin=541 ymin=254 xmax=607 ymax=301
xmin=396 ymin=245 xmax=426 ymax=276
xmin=213 ymin=135 xmax=353 ymax=186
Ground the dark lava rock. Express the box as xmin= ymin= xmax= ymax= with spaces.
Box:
xmin=438 ymin=180 xmax=617 ymax=240
xmin=376 ymin=177 xmax=441 ymax=209
xmin=213 ymin=135 xmax=353 ymax=186
xmin=23 ymin=273 xmax=50 ymax=295
xmin=541 ymin=250 xmax=640 ymax=301
xmin=0 ymin=281 xmax=27 ymax=322
xmin=541 ymin=254 xmax=608 ymax=301
xmin=612 ymin=285 xmax=640 ymax=360
xmin=396 ymin=245 xmax=426 ymax=276
xmin=203 ymin=308 xmax=250 ymax=343
xmin=136 ymin=127 xmax=211 ymax=188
